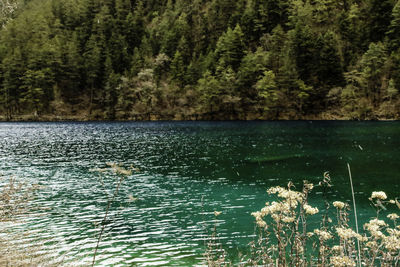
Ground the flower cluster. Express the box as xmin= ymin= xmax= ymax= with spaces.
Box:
xmin=364 ymin=218 xmax=387 ymax=239
xmin=314 ymin=229 xmax=333 ymax=241
xmin=336 ymin=227 xmax=362 ymax=241
xmin=304 ymin=204 xmax=319 ymax=215
xmin=330 ymin=255 xmax=356 ymax=267
xmin=245 ymin=181 xmax=400 ymax=267
xmin=333 ymin=201 xmax=346 ymax=209
xmin=387 ymin=213 xmax=399 ymax=221
xmin=370 ymin=191 xmax=387 ymax=200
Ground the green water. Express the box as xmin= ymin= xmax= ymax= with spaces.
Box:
xmin=0 ymin=121 xmax=399 ymax=266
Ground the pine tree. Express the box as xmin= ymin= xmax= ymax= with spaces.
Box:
xmin=215 ymin=24 xmax=245 ymax=71
xmin=365 ymin=0 xmax=394 ymax=43
xmin=360 ymin=42 xmax=387 ymax=105
xmin=254 ymin=70 xmax=279 ymax=113
xmin=387 ymin=1 xmax=400 ymax=52
xmin=170 ymin=50 xmax=185 ymax=87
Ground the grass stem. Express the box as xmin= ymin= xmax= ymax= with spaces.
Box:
xmin=347 ymin=163 xmax=361 ymax=267
xmin=91 ymin=176 xmax=124 ymax=267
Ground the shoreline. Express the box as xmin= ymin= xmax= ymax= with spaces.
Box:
xmin=0 ymin=113 xmax=398 ymax=122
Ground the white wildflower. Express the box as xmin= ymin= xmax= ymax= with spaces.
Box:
xmin=387 ymin=213 xmax=399 ymax=221
xmin=314 ymin=229 xmax=332 ymax=241
xmin=336 ymin=227 xmax=361 ymax=240
xmin=303 ymin=182 xmax=314 ymax=191
xmin=267 ymin=186 xmax=285 ymax=195
xmin=366 ymin=241 xmax=377 ymax=248
xmin=330 ymin=255 xmax=356 ymax=267
xmin=370 ymin=191 xmax=387 ymax=200
xmin=304 ymin=204 xmax=319 ymax=215
xmin=251 ymin=211 xmax=261 ymax=218
xmin=282 ymin=216 xmax=295 ymax=223
xmin=384 ymin=235 xmax=400 ymax=251
xmin=387 ymin=228 xmax=400 ymax=237
xmin=256 ymin=218 xmax=267 ymax=228
xmin=333 ymin=201 xmax=346 ymax=209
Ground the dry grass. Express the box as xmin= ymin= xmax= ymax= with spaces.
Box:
xmin=89 ymin=162 xmax=134 ymax=267
xmin=0 ymin=163 xmax=135 ymax=267
xmin=0 ymin=176 xmax=38 ymax=222
xmin=0 ymin=175 xmax=62 ymax=266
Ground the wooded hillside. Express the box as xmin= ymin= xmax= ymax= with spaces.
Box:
xmin=1 ymin=0 xmax=399 ymax=120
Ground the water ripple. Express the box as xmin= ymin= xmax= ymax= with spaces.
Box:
xmin=1 ymin=121 xmax=399 ymax=266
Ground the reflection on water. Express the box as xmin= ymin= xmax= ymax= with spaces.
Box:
xmin=0 ymin=121 xmax=399 ymax=266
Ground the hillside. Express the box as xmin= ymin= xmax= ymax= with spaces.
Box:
xmin=1 ymin=0 xmax=400 ymax=120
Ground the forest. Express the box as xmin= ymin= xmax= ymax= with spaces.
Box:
xmin=0 ymin=0 xmax=400 ymax=120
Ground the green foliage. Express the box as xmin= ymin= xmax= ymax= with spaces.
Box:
xmin=170 ymin=51 xmax=185 ymax=86
xmin=360 ymin=42 xmax=387 ymax=104
xmin=196 ymin=71 xmax=220 ymax=114
xmin=0 ymin=0 xmax=398 ymax=120
xmin=254 ymin=70 xmax=278 ymax=112
xmin=387 ymin=1 xmax=400 ymax=52
xmin=364 ymin=0 xmax=394 ymax=43
xmin=215 ymin=24 xmax=245 ymax=71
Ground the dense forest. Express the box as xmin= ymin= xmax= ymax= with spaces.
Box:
xmin=0 ymin=0 xmax=399 ymax=120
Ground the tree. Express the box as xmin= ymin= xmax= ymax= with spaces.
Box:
xmin=338 ymin=3 xmax=365 ymax=66
xmin=0 ymin=0 xmax=399 ymax=120
xmin=275 ymin=43 xmax=311 ymax=114
xmin=386 ymin=78 xmax=398 ymax=100
xmin=215 ymin=24 xmax=245 ymax=70
xmin=364 ymin=0 xmax=394 ymax=43
xmin=390 ymin=48 xmax=400 ymax=92
xmin=311 ymin=31 xmax=344 ymax=108
xmin=217 ymin=67 xmax=241 ymax=116
xmin=360 ymin=42 xmax=387 ymax=105
xmin=262 ymin=25 xmax=287 ymax=73
xmin=289 ymin=23 xmax=316 ymax=86
xmin=20 ymin=68 xmax=54 ymax=114
xmin=104 ymin=71 xmax=120 ymax=120
xmin=196 ymin=71 xmax=220 ymax=114
xmin=240 ymin=0 xmax=288 ymax=43
xmin=170 ymin=50 xmax=185 ymax=86
xmin=386 ymin=1 xmax=400 ymax=52
xmin=83 ymin=37 xmax=103 ymax=114
xmin=237 ymin=47 xmax=269 ymax=91
xmin=57 ymin=33 xmax=83 ymax=101
xmin=254 ymin=70 xmax=279 ymax=113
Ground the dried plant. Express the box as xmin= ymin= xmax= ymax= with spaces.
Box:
xmin=0 ymin=176 xmax=64 ymax=266
xmin=204 ymin=211 xmax=230 ymax=267
xmin=89 ymin=163 xmax=135 ymax=267
xmin=0 ymin=176 xmax=38 ymax=222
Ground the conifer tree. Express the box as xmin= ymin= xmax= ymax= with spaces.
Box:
xmin=387 ymin=1 xmax=400 ymax=52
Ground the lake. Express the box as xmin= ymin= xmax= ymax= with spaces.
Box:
xmin=0 ymin=121 xmax=399 ymax=266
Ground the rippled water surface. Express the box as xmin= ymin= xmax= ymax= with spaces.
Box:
xmin=0 ymin=121 xmax=399 ymax=266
